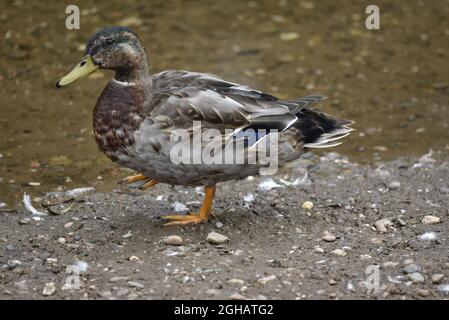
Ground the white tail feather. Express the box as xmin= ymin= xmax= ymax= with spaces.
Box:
xmin=304 ymin=126 xmax=353 ymax=149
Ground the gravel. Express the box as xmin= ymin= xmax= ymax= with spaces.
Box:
xmin=332 ymin=249 xmax=347 ymax=257
xmin=164 ymin=235 xmax=183 ymax=246
xmin=374 ymin=218 xmax=393 ymax=233
xmin=403 ymin=264 xmax=420 ymax=274
xmin=409 ymin=272 xmax=425 ymax=283
xmin=1 ymin=153 xmax=448 ymax=300
xmin=206 ymin=232 xmax=229 ymax=245
xmin=42 ymin=282 xmax=56 ymax=296
xmin=322 ymin=231 xmax=337 ymax=242
xmin=421 ymin=215 xmax=441 ymax=225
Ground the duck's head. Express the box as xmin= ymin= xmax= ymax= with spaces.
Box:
xmin=56 ymin=26 xmax=148 ymax=88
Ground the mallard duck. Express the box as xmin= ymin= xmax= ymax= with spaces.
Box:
xmin=56 ymin=26 xmax=353 ymax=226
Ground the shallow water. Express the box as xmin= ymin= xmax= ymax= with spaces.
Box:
xmin=1 ymin=0 xmax=449 ymax=205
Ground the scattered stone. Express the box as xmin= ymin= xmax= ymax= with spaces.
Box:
xmin=396 ymin=217 xmax=407 ymax=226
xmin=228 ymin=279 xmax=245 ymax=286
xmin=403 ymin=264 xmax=420 ymax=274
xmin=5 ymin=244 xmax=15 ymax=252
xmin=215 ymin=221 xmax=224 ymax=228
xmin=109 ymin=276 xmax=129 ymax=283
xmin=302 ymin=201 xmax=314 ymax=210
xmin=63 ymin=222 xmax=74 ymax=229
xmin=409 ymin=272 xmax=425 ymax=283
xmin=332 ymin=249 xmax=347 ymax=257
xmin=42 ymin=282 xmax=56 ymax=296
xmin=7 ymin=260 xmax=22 ymax=270
xmin=206 ymin=232 xmax=229 ymax=245
xmin=258 ymin=275 xmax=277 ymax=285
xmin=383 ymin=261 xmax=399 ymax=268
xmin=18 ymin=219 xmax=29 ymax=225
xmin=432 ymin=274 xmax=444 ymax=284
xmin=57 ymin=237 xmax=66 ymax=244
xmin=45 ymin=258 xmax=58 ymax=265
xmin=280 ymin=32 xmax=300 ymax=41
xmin=164 ymin=235 xmax=183 ymax=246
xmin=436 ymin=284 xmax=449 ymax=295
xmin=127 ymin=281 xmax=145 ymax=289
xmin=347 ymin=282 xmax=356 ymax=292
xmin=421 ymin=215 xmax=440 ymax=225
xmin=129 ymin=255 xmax=141 ymax=262
xmin=122 ymin=231 xmax=133 ymax=239
xmin=329 ymin=279 xmax=337 ymax=285
xmin=388 ymin=181 xmax=401 ymax=190
xmin=322 ymin=231 xmax=336 ymax=242
xmin=314 ymin=247 xmax=324 ymax=253
xmin=374 ymin=218 xmax=393 ymax=233
xmin=404 ymin=259 xmax=414 ymax=265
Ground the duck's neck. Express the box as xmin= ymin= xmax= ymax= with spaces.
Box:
xmin=113 ymin=60 xmax=152 ymax=90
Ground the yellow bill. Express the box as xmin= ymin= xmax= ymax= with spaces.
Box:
xmin=56 ymin=55 xmax=98 ymax=88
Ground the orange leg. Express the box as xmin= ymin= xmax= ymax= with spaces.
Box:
xmin=121 ymin=174 xmax=149 ymax=184
xmin=161 ymin=186 xmax=216 ymax=226
xmin=140 ymin=179 xmax=159 ymax=190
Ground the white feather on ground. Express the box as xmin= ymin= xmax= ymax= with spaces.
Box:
xmin=23 ymin=193 xmax=47 ymax=216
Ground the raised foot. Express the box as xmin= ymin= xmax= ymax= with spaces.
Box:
xmin=120 ymin=173 xmax=149 ymax=184
xmin=120 ymin=174 xmax=159 ymax=190
xmin=161 ymin=213 xmax=207 ymax=226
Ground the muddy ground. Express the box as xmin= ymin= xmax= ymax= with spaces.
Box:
xmin=1 ymin=151 xmax=448 ymax=300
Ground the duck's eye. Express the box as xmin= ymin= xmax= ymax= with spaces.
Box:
xmin=105 ymin=38 xmax=114 ymax=46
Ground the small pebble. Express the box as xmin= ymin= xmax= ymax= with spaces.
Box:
xmin=322 ymin=231 xmax=336 ymax=242
xmin=374 ymin=218 xmax=393 ymax=233
xmin=388 ymin=181 xmax=401 ymax=190
xmin=42 ymin=282 xmax=56 ymax=296
xmin=409 ymin=272 xmax=425 ymax=283
xmin=5 ymin=245 xmax=15 ymax=252
xmin=432 ymin=274 xmax=444 ymax=284
xmin=206 ymin=232 xmax=229 ymax=245
xmin=302 ymin=201 xmax=314 ymax=210
xmin=46 ymin=258 xmax=58 ymax=265
xmin=164 ymin=235 xmax=183 ymax=246
xmin=332 ymin=249 xmax=347 ymax=257
xmin=63 ymin=222 xmax=74 ymax=229
xmin=127 ymin=281 xmax=145 ymax=289
xmin=18 ymin=219 xmax=29 ymax=225
xmin=129 ymin=255 xmax=141 ymax=262
xmin=57 ymin=237 xmax=66 ymax=244
xmin=228 ymin=279 xmax=245 ymax=286
xmin=421 ymin=215 xmax=440 ymax=225
xmin=122 ymin=231 xmax=133 ymax=239
xmin=215 ymin=221 xmax=224 ymax=229
xmin=109 ymin=276 xmax=129 ymax=283
xmin=403 ymin=264 xmax=420 ymax=274
xmin=258 ymin=275 xmax=277 ymax=285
